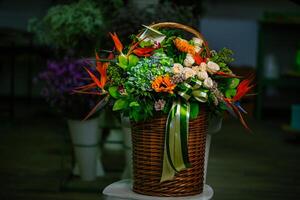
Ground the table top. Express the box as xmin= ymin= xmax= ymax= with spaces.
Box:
xmin=102 ymin=179 xmax=213 ymax=200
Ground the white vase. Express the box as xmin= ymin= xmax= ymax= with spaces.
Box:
xmin=208 ymin=115 xmax=223 ymax=135
xmin=203 ymin=115 xmax=223 ymax=183
xmin=67 ymin=117 xmax=104 ymax=181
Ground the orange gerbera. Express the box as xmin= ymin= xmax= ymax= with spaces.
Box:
xmin=152 ymin=75 xmax=176 ymax=94
xmin=173 ymin=37 xmax=196 ymax=55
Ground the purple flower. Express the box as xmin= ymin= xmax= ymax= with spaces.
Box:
xmin=36 ymin=57 xmax=99 ymax=118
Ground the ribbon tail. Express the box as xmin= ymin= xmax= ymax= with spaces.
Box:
xmin=161 ymin=103 xmax=177 ymax=182
xmin=180 ymin=102 xmax=191 ymax=168
xmin=160 ymin=101 xmax=191 ymax=182
xmin=173 ymin=101 xmax=186 ymax=171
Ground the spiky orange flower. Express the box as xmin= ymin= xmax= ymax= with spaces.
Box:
xmin=152 ymin=75 xmax=176 ymax=94
xmin=232 ymin=75 xmax=255 ymax=102
xmin=95 ymin=51 xmax=114 ymax=89
xmin=173 ymin=37 xmax=196 ymax=55
xmin=109 ymin=32 xmax=123 ymax=53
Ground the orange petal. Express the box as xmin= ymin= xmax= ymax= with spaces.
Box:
xmin=83 ymin=95 xmax=109 ymax=121
xmin=109 ymin=32 xmax=123 ymax=53
xmin=133 ymin=47 xmax=156 ymax=57
xmin=84 ymin=67 xmax=103 ymax=89
xmin=74 ymin=82 xmax=97 ymax=91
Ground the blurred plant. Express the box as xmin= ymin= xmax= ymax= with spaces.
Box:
xmin=28 ymin=0 xmax=105 ymax=57
xmin=108 ymin=2 xmax=196 ymax=43
xmin=37 ymin=58 xmax=101 ymax=119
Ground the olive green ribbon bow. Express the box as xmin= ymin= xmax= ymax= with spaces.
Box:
xmin=177 ymin=80 xmax=208 ymax=103
xmin=160 ymin=100 xmax=191 ymax=182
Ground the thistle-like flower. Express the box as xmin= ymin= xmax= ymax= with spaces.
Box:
xmin=154 ymin=99 xmax=166 ymax=111
xmin=171 ymin=74 xmax=185 ymax=84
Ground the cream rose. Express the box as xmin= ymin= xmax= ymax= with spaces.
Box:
xmin=197 ymin=71 xmax=208 ymax=80
xmin=192 ymin=37 xmax=203 ymax=47
xmin=207 ymin=61 xmax=220 ymax=73
xmin=183 ymin=53 xmax=195 ymax=67
xmin=182 ymin=67 xmax=196 ymax=80
xmin=192 ymin=66 xmax=201 ymax=73
xmin=203 ymin=77 xmax=214 ymax=88
xmin=199 ymin=62 xmax=207 ymax=71
xmin=172 ymin=63 xmax=183 ymax=74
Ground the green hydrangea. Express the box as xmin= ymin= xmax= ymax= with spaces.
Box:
xmin=107 ymin=64 xmax=127 ymax=86
xmin=126 ymin=52 xmax=173 ymax=93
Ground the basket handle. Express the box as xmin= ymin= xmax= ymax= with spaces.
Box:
xmin=147 ymin=22 xmax=210 ymax=54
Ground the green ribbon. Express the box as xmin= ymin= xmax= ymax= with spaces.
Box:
xmin=160 ymin=100 xmax=191 ymax=182
xmin=177 ymin=80 xmax=208 ymax=103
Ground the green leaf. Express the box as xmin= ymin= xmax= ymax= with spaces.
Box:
xmin=113 ymin=98 xmax=128 ymax=111
xmin=225 ymin=89 xmax=237 ymax=98
xmin=129 ymin=101 xmax=140 ymax=107
xmin=128 ymin=54 xmax=139 ymax=68
xmin=131 ymin=108 xmax=142 ymax=121
xmin=190 ymin=102 xmax=199 ymax=119
xmin=108 ymin=86 xmax=120 ymax=99
xmin=219 ymin=102 xmax=228 ymax=110
xmin=118 ymin=55 xmax=128 ymax=70
xmin=140 ymin=40 xmax=153 ymax=47
xmin=228 ymin=78 xmax=240 ymax=89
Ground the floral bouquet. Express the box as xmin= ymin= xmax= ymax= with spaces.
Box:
xmin=74 ymin=22 xmax=253 ymax=196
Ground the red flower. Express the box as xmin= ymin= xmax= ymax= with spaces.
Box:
xmin=133 ymin=47 xmax=156 ymax=57
xmin=233 ymin=75 xmax=255 ymax=102
xmin=193 ymin=54 xmax=206 ymax=65
xmin=109 ymin=32 xmax=123 ymax=53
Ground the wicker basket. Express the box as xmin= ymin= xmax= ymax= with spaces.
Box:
xmin=131 ymin=22 xmax=209 ymax=197
xmin=131 ymin=109 xmax=208 ymax=197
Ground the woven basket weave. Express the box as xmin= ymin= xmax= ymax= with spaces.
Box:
xmin=131 ymin=22 xmax=209 ymax=197
xmin=131 ymin=110 xmax=208 ymax=197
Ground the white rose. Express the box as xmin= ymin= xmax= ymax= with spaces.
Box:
xmin=199 ymin=62 xmax=207 ymax=71
xmin=197 ymin=71 xmax=208 ymax=80
xmin=172 ymin=63 xmax=183 ymax=74
xmin=194 ymin=46 xmax=202 ymax=53
xmin=192 ymin=37 xmax=203 ymax=47
xmin=182 ymin=67 xmax=196 ymax=80
xmin=183 ymin=53 xmax=195 ymax=67
xmin=192 ymin=66 xmax=200 ymax=73
xmin=207 ymin=61 xmax=220 ymax=73
xmin=203 ymin=77 xmax=213 ymax=88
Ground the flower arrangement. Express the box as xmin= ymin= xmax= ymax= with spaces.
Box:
xmin=76 ymin=25 xmax=253 ymax=126
xmin=74 ymin=22 xmax=254 ymax=182
xmin=37 ymin=58 xmax=100 ymax=119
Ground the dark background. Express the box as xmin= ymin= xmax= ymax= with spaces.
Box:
xmin=0 ymin=0 xmax=299 ymax=199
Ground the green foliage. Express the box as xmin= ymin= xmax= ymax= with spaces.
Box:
xmin=210 ymin=48 xmax=235 ymax=73
xmin=129 ymin=100 xmax=154 ymax=121
xmin=190 ymin=102 xmax=200 ymax=119
xmin=128 ymin=55 xmax=139 ymax=68
xmin=107 ymin=65 xmax=127 ymax=86
xmin=227 ymin=78 xmax=240 ymax=89
xmin=225 ymin=89 xmax=237 ymax=98
xmin=117 ymin=54 xmax=139 ymax=70
xmin=108 ymin=86 xmax=120 ymax=99
xmin=215 ymin=48 xmax=235 ymax=64
xmin=118 ymin=55 xmax=128 ymax=69
xmin=113 ymin=98 xmax=129 ymax=111
xmin=28 ymin=0 xmax=104 ymax=55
